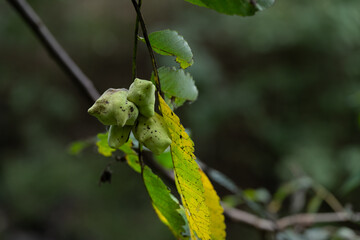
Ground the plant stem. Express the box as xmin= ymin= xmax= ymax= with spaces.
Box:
xmin=130 ymin=0 xmax=163 ymax=97
xmin=131 ymin=0 xmax=142 ymax=81
xmin=138 ymin=143 xmax=143 ymax=164
xmin=312 ymin=182 xmax=344 ymax=212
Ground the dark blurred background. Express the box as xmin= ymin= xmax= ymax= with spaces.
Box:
xmin=1 ymin=0 xmax=360 ymax=239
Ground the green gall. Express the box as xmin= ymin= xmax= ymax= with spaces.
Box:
xmin=127 ymin=78 xmax=156 ymax=118
xmin=108 ymin=125 xmax=132 ymax=148
xmin=88 ymin=88 xmax=139 ymax=126
xmin=133 ymin=113 xmax=172 ymax=155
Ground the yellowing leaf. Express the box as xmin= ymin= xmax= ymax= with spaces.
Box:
xmin=159 ymin=94 xmax=211 ymax=240
xmin=200 ymin=170 xmax=226 ymax=239
xmin=96 ymin=133 xmax=115 ymax=157
xmin=119 ymin=140 xmax=141 ymax=173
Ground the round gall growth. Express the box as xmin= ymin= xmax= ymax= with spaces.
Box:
xmin=133 ymin=113 xmax=172 ymax=155
xmin=127 ymin=78 xmax=156 ymax=118
xmin=88 ymin=88 xmax=139 ymax=126
xmin=108 ymin=125 xmax=132 ymax=149
xmin=88 ymin=80 xmax=171 ymax=153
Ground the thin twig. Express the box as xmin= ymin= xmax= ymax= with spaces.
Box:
xmin=130 ymin=0 xmax=163 ymax=97
xmin=138 ymin=143 xmax=145 ymax=171
xmin=7 ymin=0 xmax=100 ymax=103
xmin=312 ymin=182 xmax=344 ymax=212
xmin=131 ymin=0 xmax=142 ymax=81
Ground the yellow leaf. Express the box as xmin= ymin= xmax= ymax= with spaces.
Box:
xmin=118 ymin=140 xmax=141 ymax=173
xmin=159 ymin=94 xmax=211 ymax=240
xmin=200 ymin=170 xmax=226 ymax=240
xmin=96 ymin=133 xmax=115 ymax=157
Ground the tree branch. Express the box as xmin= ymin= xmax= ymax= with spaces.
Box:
xmin=224 ymin=207 xmax=360 ymax=232
xmin=7 ymin=0 xmax=100 ymax=103
xmin=223 ymin=205 xmax=275 ymax=231
xmin=276 ymin=212 xmax=360 ymax=230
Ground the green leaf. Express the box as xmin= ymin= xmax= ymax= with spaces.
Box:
xmin=157 ymin=66 xmax=198 ymax=109
xmin=96 ymin=133 xmax=115 ymax=157
xmin=147 ymin=30 xmax=194 ymax=69
xmin=184 ymin=0 xmax=207 ymax=7
xmin=117 ymin=140 xmax=189 ymax=238
xmin=185 ymin=0 xmax=275 ymax=16
xmin=201 ymin=0 xmax=256 ymax=16
xmin=68 ymin=139 xmax=93 ymax=155
xmin=154 ymin=151 xmax=174 ymax=169
xmin=143 ymin=166 xmax=189 ymax=239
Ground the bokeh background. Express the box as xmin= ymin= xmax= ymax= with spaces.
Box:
xmin=1 ymin=0 xmax=360 ymax=239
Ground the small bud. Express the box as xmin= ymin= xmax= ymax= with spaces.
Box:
xmin=108 ymin=125 xmax=132 ymax=148
xmin=88 ymin=88 xmax=139 ymax=126
xmin=133 ymin=113 xmax=172 ymax=155
xmin=127 ymin=78 xmax=156 ymax=118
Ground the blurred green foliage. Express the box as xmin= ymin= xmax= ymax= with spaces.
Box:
xmin=1 ymin=0 xmax=360 ymax=239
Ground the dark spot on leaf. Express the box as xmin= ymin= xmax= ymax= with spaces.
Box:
xmin=130 ymin=106 xmax=134 ymax=112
